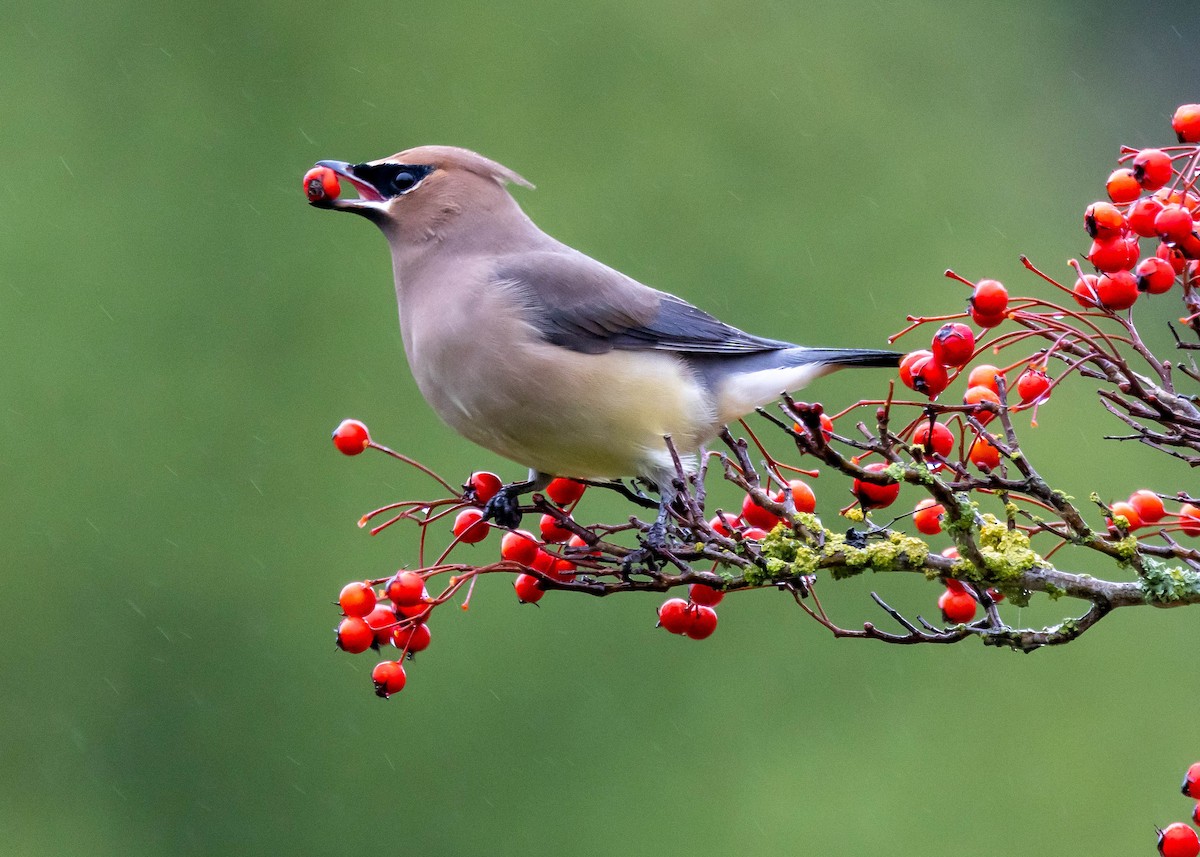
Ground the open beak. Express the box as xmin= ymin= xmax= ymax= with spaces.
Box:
xmin=312 ymin=160 xmax=388 ymax=213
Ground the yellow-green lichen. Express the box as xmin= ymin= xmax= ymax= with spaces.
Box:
xmin=752 ymin=525 xmax=929 ymax=585
xmin=1139 ymin=556 xmax=1200 ymax=604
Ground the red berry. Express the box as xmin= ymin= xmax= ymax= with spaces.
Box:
xmin=394 ymin=599 xmax=429 ymax=623
xmin=331 ymin=419 xmax=370 ymax=455
xmin=548 ymin=556 xmax=577 ymax=582
xmin=452 ymin=508 xmax=490 ymax=544
xmin=565 ymin=533 xmax=599 ymax=557
xmin=938 ymin=588 xmax=976 ymax=623
xmin=853 ymin=462 xmax=900 ymax=509
xmin=968 ymin=433 xmax=1001 ymax=470
xmin=513 ymin=573 xmax=544 ymax=603
xmin=467 ymin=471 xmax=503 ymax=504
xmin=338 ymin=581 xmax=377 ymax=617
xmin=500 ymin=530 xmax=540 ymax=565
xmin=1159 ymin=241 xmax=1189 ymax=274
xmin=912 ymin=499 xmax=944 ymax=535
xmin=1084 ymin=201 xmax=1126 ymax=239
xmin=971 ymin=279 xmax=1008 ymax=317
xmin=779 ymin=479 xmax=817 ymax=514
xmin=385 ymin=571 xmax=425 ymax=607
xmin=708 ymin=514 xmax=736 ymax=537
xmin=530 ymin=549 xmax=556 ymax=574
xmin=545 ymin=477 xmax=586 ymax=506
xmin=963 ymin=385 xmax=1001 ymax=420
xmin=685 ymin=605 xmax=718 ymax=640
xmin=741 ymin=492 xmax=781 ymax=531
xmin=1157 ymin=205 xmax=1196 ymax=243
xmin=371 ymin=660 xmax=406 ymax=698
xmin=1157 ymin=822 xmax=1200 ymax=857
xmin=1073 ymin=274 xmax=1101 ymax=308
xmin=392 ymin=621 xmax=431 ymax=653
xmin=1174 ymin=104 xmax=1200 ymax=143
xmin=1181 ymin=504 xmax=1200 ymax=537
xmin=1193 ymin=804 xmax=1200 ymax=828
xmin=1129 ymin=490 xmax=1165 ymax=524
xmin=1107 ymin=500 xmax=1142 ymax=530
xmin=1136 ymin=256 xmax=1177 ymax=294
xmin=985 ymin=587 xmax=1005 ymax=603
xmin=898 ymin=350 xmax=934 ymax=390
xmin=966 ymin=364 xmax=1003 ymax=393
xmin=1128 ymin=197 xmax=1165 ymax=237
xmin=1094 ymin=270 xmax=1139 ymax=311
xmin=657 ymin=598 xmax=694 ymax=634
xmin=740 ymin=527 xmax=770 ymax=541
xmin=912 ymin=420 xmax=954 ymax=458
xmin=303 ymin=166 xmax=341 ymax=203
xmin=1187 ymin=763 xmax=1200 ymax=798
xmin=365 ymin=604 xmax=399 ymax=647
xmin=791 ymin=412 xmax=835 ymax=441
xmin=1016 ymin=367 xmax=1051 ymax=403
xmin=931 ymin=322 xmax=975 ymax=368
xmin=1105 ymin=167 xmax=1141 ymax=204
xmin=1133 ymin=148 xmax=1174 ymax=191
xmin=689 ymin=582 xmax=725 ymax=607
xmin=941 ymin=546 xmax=960 ymax=560
xmin=1088 ymin=236 xmax=1140 ymax=273
xmin=539 ymin=513 xmax=573 ymax=544
xmin=970 ymin=306 xmax=1006 ymax=329
xmin=336 ymin=616 xmax=375 ymax=654
xmin=903 ymin=352 xmax=951 ymax=398
xmin=1179 ymin=233 xmax=1200 ymax=261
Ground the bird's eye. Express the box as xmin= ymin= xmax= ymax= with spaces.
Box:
xmin=391 ymin=171 xmax=418 ymax=194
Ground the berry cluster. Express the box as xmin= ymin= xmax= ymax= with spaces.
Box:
xmin=1156 ymin=761 xmax=1200 ymax=857
xmin=319 ymin=105 xmax=1200 ymax=700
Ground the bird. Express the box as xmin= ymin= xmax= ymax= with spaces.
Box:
xmin=309 ymin=146 xmax=899 ymax=536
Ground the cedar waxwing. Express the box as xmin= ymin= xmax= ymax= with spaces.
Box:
xmin=310 ymin=146 xmax=899 ymax=529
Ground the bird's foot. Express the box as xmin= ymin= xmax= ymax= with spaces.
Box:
xmin=620 ymin=521 xmax=671 ymax=574
xmin=482 ymin=487 xmax=525 ymax=529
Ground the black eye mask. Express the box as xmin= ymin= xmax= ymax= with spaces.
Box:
xmin=350 ymin=162 xmax=434 ymax=197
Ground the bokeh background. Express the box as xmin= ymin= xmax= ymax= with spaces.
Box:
xmin=4 ymin=1 xmax=1198 ymax=854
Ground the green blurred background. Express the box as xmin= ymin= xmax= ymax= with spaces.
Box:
xmin=3 ymin=1 xmax=1198 ymax=854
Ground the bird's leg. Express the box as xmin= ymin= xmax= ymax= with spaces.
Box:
xmin=482 ymin=469 xmax=552 ymax=529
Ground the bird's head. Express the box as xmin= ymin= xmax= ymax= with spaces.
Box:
xmin=309 ymin=146 xmax=534 ymax=243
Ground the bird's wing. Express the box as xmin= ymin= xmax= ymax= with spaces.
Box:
xmin=493 ymin=251 xmax=794 ymax=356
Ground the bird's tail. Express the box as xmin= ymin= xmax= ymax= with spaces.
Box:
xmin=787 ymin=347 xmax=902 ymax=369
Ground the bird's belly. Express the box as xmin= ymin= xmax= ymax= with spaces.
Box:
xmin=414 ymin=342 xmax=717 ymax=480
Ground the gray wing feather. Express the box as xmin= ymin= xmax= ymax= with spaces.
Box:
xmin=494 ymin=251 xmax=795 ymax=356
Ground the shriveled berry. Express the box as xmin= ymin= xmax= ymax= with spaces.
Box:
xmin=657 ymin=598 xmax=694 ymax=634
xmin=968 ymin=433 xmax=1001 ymax=470
xmin=303 ymin=166 xmax=341 ymax=202
xmin=331 ymin=419 xmax=370 ymax=455
xmin=371 ymin=660 xmax=406 ymax=697
xmin=500 ymin=530 xmax=540 ymax=566
xmin=971 ymin=279 xmax=1008 ymax=317
xmin=853 ymin=462 xmax=900 ymax=509
xmin=912 ymin=420 xmax=954 ymax=458
xmin=685 ymin=605 xmax=718 ymax=640
xmin=1128 ymin=197 xmax=1166 ymax=237
xmin=513 ymin=573 xmax=544 ymax=603
xmin=689 ymin=583 xmax=725 ymax=607
xmin=1136 ymin=256 xmax=1177 ymax=294
xmin=1132 ymin=148 xmax=1173 ymax=191
xmin=1094 ymin=270 xmax=1139 ymax=311
xmin=1105 ymin=167 xmax=1140 ymax=203
xmin=467 ymin=471 xmax=503 ymax=504
xmin=1173 ymin=104 xmax=1200 ymax=143
xmin=452 ymin=508 xmax=490 ymax=544
xmin=931 ymin=322 xmax=975 ymax=368
xmin=339 ymin=581 xmax=377 ymax=617
xmin=546 ymin=477 xmax=586 ymax=506
xmin=1084 ymin=201 xmax=1126 ymax=239
xmin=912 ymin=499 xmax=944 ymax=535
xmin=385 ymin=571 xmax=426 ymax=607
xmin=1016 ymin=367 xmax=1051 ymax=403
xmin=336 ymin=616 xmax=375 ymax=654
xmin=1108 ymin=501 xmax=1142 ymax=530
xmin=1156 ymin=822 xmax=1200 ymax=857
xmin=1129 ymin=490 xmax=1166 ymax=524
xmin=938 ymin=588 xmax=976 ymax=623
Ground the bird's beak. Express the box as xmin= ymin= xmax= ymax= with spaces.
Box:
xmin=311 ymin=160 xmax=388 ymax=214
